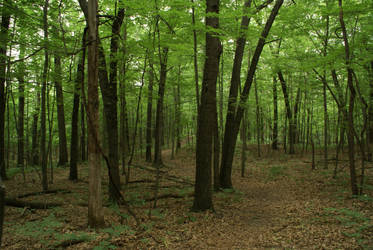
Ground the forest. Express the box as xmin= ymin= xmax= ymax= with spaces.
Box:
xmin=0 ymin=0 xmax=372 ymax=248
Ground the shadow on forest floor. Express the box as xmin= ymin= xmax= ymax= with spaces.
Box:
xmin=2 ymin=145 xmax=373 ymax=249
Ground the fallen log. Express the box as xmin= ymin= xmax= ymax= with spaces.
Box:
xmin=17 ymin=189 xmax=71 ymax=199
xmin=5 ymin=198 xmax=62 ymax=209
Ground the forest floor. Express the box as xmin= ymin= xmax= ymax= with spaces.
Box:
xmin=2 ymin=145 xmax=373 ymax=249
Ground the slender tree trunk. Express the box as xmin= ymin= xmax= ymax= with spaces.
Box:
xmin=80 ymin=92 xmax=86 ymax=162
xmin=40 ymin=0 xmax=49 ymax=191
xmin=17 ymin=47 xmax=25 ymax=171
xmin=241 ymin=110 xmax=247 ymax=177
xmin=191 ymin=0 xmax=200 ymax=113
xmin=31 ymin=90 xmax=40 ymax=166
xmin=153 ymin=38 xmax=168 ymax=166
xmin=339 ymin=0 xmax=358 ymax=195
xmin=272 ymin=77 xmax=278 ymax=150
xmin=146 ymin=47 xmax=154 ymax=162
xmin=254 ymin=77 xmax=261 ymax=157
xmin=220 ymin=0 xmax=283 ymax=189
xmin=54 ymin=55 xmax=68 ymax=166
xmin=278 ymin=70 xmax=295 ymax=154
xmin=0 ymin=0 xmax=11 ymax=180
xmin=69 ymin=29 xmax=86 ymax=181
xmin=176 ymin=66 xmax=182 ymax=151
xmin=193 ymin=0 xmax=221 ymax=211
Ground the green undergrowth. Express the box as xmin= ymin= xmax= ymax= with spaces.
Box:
xmin=323 ymin=207 xmax=373 ymax=248
xmin=8 ymin=212 xmax=94 ymax=248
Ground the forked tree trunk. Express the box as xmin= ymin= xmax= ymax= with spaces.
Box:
xmin=220 ymin=0 xmax=283 ymax=189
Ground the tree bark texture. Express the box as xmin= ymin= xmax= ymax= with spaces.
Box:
xmin=69 ymin=29 xmax=86 ymax=181
xmin=54 ymin=55 xmax=68 ymax=166
xmin=0 ymin=0 xmax=11 ymax=180
xmin=272 ymin=77 xmax=278 ymax=150
xmin=40 ymin=0 xmax=49 ymax=191
xmin=86 ymin=0 xmax=104 ymax=228
xmin=193 ymin=0 xmax=221 ymax=211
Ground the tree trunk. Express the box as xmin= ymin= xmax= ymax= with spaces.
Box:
xmin=254 ymin=77 xmax=261 ymax=157
xmin=191 ymin=0 xmax=200 ymax=113
xmin=54 ymin=55 xmax=68 ymax=166
xmin=338 ymin=0 xmax=358 ymax=195
xmin=31 ymin=90 xmax=40 ymax=166
xmin=278 ymin=70 xmax=295 ymax=154
xmin=153 ymin=45 xmax=168 ymax=166
xmin=17 ymin=47 xmax=25 ymax=171
xmin=176 ymin=66 xmax=182 ymax=152
xmin=0 ymin=0 xmax=11 ymax=180
xmin=193 ymin=0 xmax=221 ymax=211
xmin=80 ymin=91 xmax=86 ymax=162
xmin=272 ymin=77 xmax=278 ymax=150
xmin=146 ymin=47 xmax=154 ymax=162
xmin=40 ymin=0 xmax=49 ymax=192
xmin=69 ymin=29 xmax=86 ymax=181
xmin=86 ymin=0 xmax=104 ymax=228
xmin=97 ymin=6 xmax=124 ymax=203
xmin=219 ymin=0 xmax=283 ymax=189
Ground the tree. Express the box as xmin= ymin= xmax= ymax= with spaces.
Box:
xmin=80 ymin=0 xmax=105 ymax=228
xmin=0 ymin=0 xmax=11 ymax=181
xmin=54 ymin=54 xmax=68 ymax=166
xmin=193 ymin=0 xmax=221 ymax=211
xmin=220 ymin=0 xmax=284 ymax=189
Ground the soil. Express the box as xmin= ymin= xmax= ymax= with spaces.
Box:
xmin=2 ymin=146 xmax=373 ymax=249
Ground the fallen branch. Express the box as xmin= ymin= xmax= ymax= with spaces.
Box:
xmin=144 ymin=192 xmax=193 ymax=202
xmin=53 ymin=238 xmax=87 ymax=248
xmin=130 ymin=164 xmax=194 ymax=186
xmin=5 ymin=198 xmax=62 ymax=209
xmin=17 ymin=189 xmax=71 ymax=199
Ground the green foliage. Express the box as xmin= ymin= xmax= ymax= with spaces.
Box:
xmin=267 ymin=165 xmax=288 ymax=181
xmin=324 ymin=207 xmax=372 ymax=247
xmin=10 ymin=213 xmax=62 ymax=246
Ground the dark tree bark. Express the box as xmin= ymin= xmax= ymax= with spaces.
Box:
xmin=254 ymin=77 xmax=261 ymax=157
xmin=193 ymin=0 xmax=221 ymax=211
xmin=40 ymin=0 xmax=49 ymax=191
xmin=80 ymin=93 xmax=86 ymax=162
xmin=277 ymin=71 xmax=295 ymax=154
xmin=31 ymin=90 xmax=40 ymax=166
xmin=97 ymin=5 xmax=124 ymax=203
xmin=69 ymin=29 xmax=86 ymax=181
xmin=17 ymin=47 xmax=25 ymax=171
xmin=220 ymin=0 xmax=283 ymax=189
xmin=54 ymin=55 xmax=68 ymax=166
xmin=0 ymin=0 xmax=11 ymax=180
xmin=338 ymin=0 xmax=358 ymax=195
xmin=0 ymin=179 xmax=5 ymax=247
xmin=146 ymin=41 xmax=154 ymax=162
xmin=272 ymin=77 xmax=278 ymax=150
xmin=153 ymin=27 xmax=169 ymax=166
